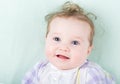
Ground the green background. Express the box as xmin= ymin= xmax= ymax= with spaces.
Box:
xmin=0 ymin=0 xmax=120 ymax=84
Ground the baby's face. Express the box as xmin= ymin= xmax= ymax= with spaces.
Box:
xmin=45 ymin=17 xmax=93 ymax=70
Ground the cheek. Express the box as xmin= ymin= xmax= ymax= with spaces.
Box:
xmin=45 ymin=45 xmax=51 ymax=56
xmin=45 ymin=43 xmax=56 ymax=57
xmin=45 ymin=48 xmax=51 ymax=56
xmin=71 ymin=49 xmax=88 ymax=61
xmin=71 ymin=52 xmax=87 ymax=67
xmin=72 ymin=52 xmax=86 ymax=60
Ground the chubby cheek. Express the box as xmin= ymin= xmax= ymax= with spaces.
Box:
xmin=71 ymin=51 xmax=88 ymax=66
xmin=45 ymin=48 xmax=51 ymax=58
xmin=45 ymin=43 xmax=55 ymax=58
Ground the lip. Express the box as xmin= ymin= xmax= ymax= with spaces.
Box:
xmin=56 ymin=54 xmax=70 ymax=60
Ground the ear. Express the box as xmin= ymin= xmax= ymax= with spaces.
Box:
xmin=87 ymin=45 xmax=93 ymax=56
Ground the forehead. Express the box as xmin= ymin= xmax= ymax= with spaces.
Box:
xmin=49 ymin=17 xmax=91 ymax=35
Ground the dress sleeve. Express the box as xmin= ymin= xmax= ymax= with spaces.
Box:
xmin=86 ymin=67 xmax=115 ymax=84
xmin=21 ymin=60 xmax=48 ymax=84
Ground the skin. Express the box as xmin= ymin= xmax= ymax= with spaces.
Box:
xmin=45 ymin=17 xmax=93 ymax=70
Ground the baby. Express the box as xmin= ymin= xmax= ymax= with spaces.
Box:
xmin=22 ymin=1 xmax=115 ymax=84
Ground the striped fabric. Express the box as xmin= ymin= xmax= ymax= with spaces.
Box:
xmin=22 ymin=59 xmax=115 ymax=84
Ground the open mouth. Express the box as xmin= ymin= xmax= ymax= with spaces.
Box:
xmin=56 ymin=54 xmax=70 ymax=60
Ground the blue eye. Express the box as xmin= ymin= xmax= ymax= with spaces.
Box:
xmin=53 ymin=37 xmax=61 ymax=42
xmin=71 ymin=40 xmax=80 ymax=45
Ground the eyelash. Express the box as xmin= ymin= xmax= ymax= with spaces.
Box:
xmin=71 ymin=40 xmax=80 ymax=45
xmin=53 ymin=37 xmax=61 ymax=42
xmin=53 ymin=37 xmax=80 ymax=45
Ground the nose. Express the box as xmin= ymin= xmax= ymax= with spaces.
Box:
xmin=58 ymin=44 xmax=70 ymax=52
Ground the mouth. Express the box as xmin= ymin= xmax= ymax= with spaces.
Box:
xmin=56 ymin=54 xmax=70 ymax=60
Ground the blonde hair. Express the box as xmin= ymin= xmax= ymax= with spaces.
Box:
xmin=45 ymin=1 xmax=96 ymax=46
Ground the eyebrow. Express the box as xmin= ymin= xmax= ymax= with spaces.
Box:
xmin=73 ymin=36 xmax=84 ymax=42
xmin=51 ymin=33 xmax=61 ymax=35
xmin=52 ymin=33 xmax=59 ymax=34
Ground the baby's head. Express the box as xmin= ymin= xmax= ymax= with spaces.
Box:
xmin=45 ymin=1 xmax=95 ymax=46
xmin=45 ymin=1 xmax=95 ymax=70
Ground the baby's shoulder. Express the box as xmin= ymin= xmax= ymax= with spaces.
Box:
xmin=85 ymin=60 xmax=104 ymax=71
xmin=80 ymin=60 xmax=115 ymax=84
xmin=83 ymin=60 xmax=109 ymax=76
xmin=33 ymin=59 xmax=49 ymax=70
xmin=22 ymin=60 xmax=49 ymax=84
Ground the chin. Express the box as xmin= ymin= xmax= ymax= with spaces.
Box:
xmin=56 ymin=65 xmax=74 ymax=70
